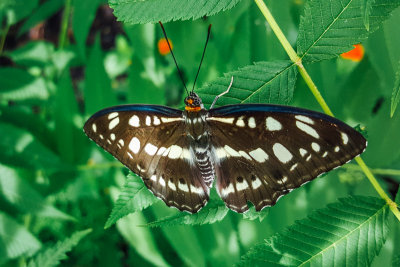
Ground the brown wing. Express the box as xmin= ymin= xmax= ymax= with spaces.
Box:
xmin=84 ymin=105 xmax=209 ymax=213
xmin=207 ymin=104 xmax=367 ymax=213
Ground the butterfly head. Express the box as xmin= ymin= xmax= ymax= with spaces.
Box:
xmin=185 ymin=92 xmax=204 ymax=112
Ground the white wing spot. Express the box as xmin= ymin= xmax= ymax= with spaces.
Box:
xmin=181 ymin=148 xmax=192 ymax=161
xmin=92 ymin=123 xmax=97 ymax=132
xmin=153 ymin=116 xmax=161 ymax=125
xmin=221 ymin=183 xmax=235 ymax=197
xmin=224 ymin=145 xmax=241 ymax=157
xmin=127 ymin=152 xmax=133 ymax=159
xmin=108 ymin=112 xmax=118 ymax=120
xmin=306 ymin=154 xmax=312 ymax=161
xmin=341 ymin=132 xmax=349 ymax=145
xmin=159 ymin=176 xmax=166 ymax=187
xmin=295 ymin=115 xmax=314 ymax=125
xmin=215 ymin=147 xmax=228 ymax=159
xmin=129 ymin=137 xmax=140 ymax=154
xmin=273 ymin=143 xmax=293 ymax=163
xmin=99 ymin=134 xmax=104 ymax=139
xmin=265 ymin=117 xmax=282 ymax=131
xmin=322 ymin=151 xmax=328 ymax=157
xmin=157 ymin=146 xmax=166 ymax=155
xmin=178 ymin=181 xmax=189 ymax=192
xmin=299 ymin=148 xmax=307 ymax=157
xmin=161 ymin=117 xmax=183 ymax=123
xmin=118 ymin=139 xmax=124 ymax=147
xmin=249 ymin=148 xmax=269 ymax=163
xmin=168 ymin=180 xmax=176 ymax=191
xmin=239 ymin=150 xmax=252 ymax=160
xmin=290 ymin=163 xmax=298 ymax=171
xmin=207 ymin=117 xmax=235 ymax=124
xmin=236 ymin=116 xmax=245 ymax=127
xmin=248 ymin=117 xmax=256 ymax=128
xmin=277 ymin=176 xmax=288 ymax=185
xmin=190 ymin=185 xmax=204 ymax=196
xmin=144 ymin=143 xmax=158 ymax=156
xmin=150 ymin=175 xmax=157 ymax=182
xmin=236 ymin=179 xmax=249 ymax=191
xmin=145 ymin=116 xmax=151 ymax=126
xmin=110 ymin=133 xmax=116 ymax=141
xmin=334 ymin=146 xmax=340 ymax=152
xmin=162 ymin=147 xmax=171 ymax=156
xmin=109 ymin=117 xmax=119 ymax=130
xmin=252 ymin=178 xmax=262 ymax=189
xmin=168 ymin=145 xmax=183 ymax=159
xmin=312 ymin=142 xmax=320 ymax=152
xmin=129 ymin=115 xmax=140 ymax=127
xmin=107 ymin=139 xmax=112 ymax=145
xmin=296 ymin=121 xmax=319 ymax=139
xmin=137 ymin=164 xmax=145 ymax=172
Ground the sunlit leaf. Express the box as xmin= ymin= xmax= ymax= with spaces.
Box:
xmin=298 ymin=0 xmax=400 ymax=62
xmin=0 ymin=164 xmax=75 ymax=221
xmin=27 ymin=229 xmax=92 ymax=267
xmin=105 ymin=174 xmax=158 ymax=229
xmin=197 ymin=60 xmax=297 ymax=107
xmin=390 ymin=62 xmax=400 ymax=117
xmin=109 ymin=0 xmax=241 ymax=24
xmin=0 ymin=211 xmax=41 ymax=264
xmin=7 ymin=41 xmax=55 ymax=67
xmin=242 ymin=206 xmax=269 ymax=222
xmin=145 ymin=199 xmax=229 ymax=227
xmin=239 ymin=196 xmax=388 ymax=266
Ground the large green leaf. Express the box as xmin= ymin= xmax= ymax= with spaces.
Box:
xmin=239 ymin=196 xmax=389 ymax=266
xmin=105 ymin=174 xmax=158 ymax=229
xmin=197 ymin=60 xmax=297 ymax=107
xmin=109 ymin=0 xmax=241 ymax=24
xmin=297 ymin=0 xmax=400 ymax=62
xmin=0 ymin=164 xmax=74 ymax=221
xmin=27 ymin=229 xmax=92 ymax=267
xmin=0 ymin=212 xmax=41 ymax=264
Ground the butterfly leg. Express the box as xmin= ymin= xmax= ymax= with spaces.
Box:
xmin=210 ymin=76 xmax=234 ymax=109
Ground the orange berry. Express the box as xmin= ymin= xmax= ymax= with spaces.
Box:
xmin=340 ymin=44 xmax=365 ymax=62
xmin=158 ymin=38 xmax=173 ymax=55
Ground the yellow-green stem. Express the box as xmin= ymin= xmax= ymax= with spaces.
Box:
xmin=255 ymin=0 xmax=400 ymax=221
xmin=59 ymin=0 xmax=71 ymax=49
xmin=0 ymin=24 xmax=10 ymax=55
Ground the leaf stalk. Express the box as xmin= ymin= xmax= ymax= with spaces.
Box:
xmin=254 ymin=0 xmax=400 ymax=222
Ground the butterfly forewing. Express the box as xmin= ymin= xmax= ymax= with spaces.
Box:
xmin=84 ymin=105 xmax=210 ymax=213
xmin=207 ymin=104 xmax=367 ymax=213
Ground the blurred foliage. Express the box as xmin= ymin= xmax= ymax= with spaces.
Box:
xmin=0 ymin=0 xmax=399 ymax=266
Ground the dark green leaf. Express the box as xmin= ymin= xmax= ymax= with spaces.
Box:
xmin=297 ymin=0 xmax=400 ymax=62
xmin=0 ymin=211 xmax=41 ymax=264
xmin=27 ymin=229 xmax=92 ymax=267
xmin=197 ymin=60 xmax=297 ymax=107
xmin=105 ymin=174 xmax=158 ymax=229
xmin=0 ymin=0 xmax=38 ymax=25
xmin=239 ymin=196 xmax=389 ymax=266
xmin=109 ymin=0 xmax=241 ymax=24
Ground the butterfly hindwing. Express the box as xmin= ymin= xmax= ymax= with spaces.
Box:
xmin=208 ymin=104 xmax=367 ymax=213
xmin=84 ymin=105 xmax=210 ymax=213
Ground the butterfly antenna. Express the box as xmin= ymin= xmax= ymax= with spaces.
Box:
xmin=159 ymin=21 xmax=189 ymax=96
xmin=192 ymin=24 xmax=212 ymax=93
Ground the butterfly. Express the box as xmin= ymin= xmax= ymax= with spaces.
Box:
xmin=83 ymin=23 xmax=367 ymax=213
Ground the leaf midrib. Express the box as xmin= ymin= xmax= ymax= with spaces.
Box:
xmin=298 ymin=202 xmax=387 ymax=266
xmin=300 ymin=0 xmax=355 ymax=60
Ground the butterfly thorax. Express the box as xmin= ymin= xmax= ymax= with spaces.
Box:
xmin=183 ymin=106 xmax=215 ymax=187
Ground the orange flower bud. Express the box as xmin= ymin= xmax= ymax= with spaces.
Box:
xmin=340 ymin=44 xmax=365 ymax=62
xmin=158 ymin=38 xmax=173 ymax=55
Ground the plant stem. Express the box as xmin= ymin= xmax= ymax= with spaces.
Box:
xmin=344 ymin=164 xmax=400 ymax=176
xmin=254 ymin=0 xmax=400 ymax=221
xmin=59 ymin=0 xmax=72 ymax=49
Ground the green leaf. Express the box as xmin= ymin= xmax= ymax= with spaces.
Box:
xmin=297 ymin=0 xmax=400 ymax=62
xmin=104 ymin=174 xmax=158 ymax=229
xmin=7 ymin=41 xmax=55 ymax=67
xmin=197 ymin=61 xmax=297 ymax=107
xmin=0 ymin=163 xmax=75 ymax=221
xmin=242 ymin=206 xmax=269 ymax=222
xmin=0 ymin=211 xmax=41 ymax=264
xmin=0 ymin=0 xmax=38 ymax=25
xmin=361 ymin=0 xmax=376 ymax=31
xmin=109 ymin=0 xmax=241 ymax=24
xmin=239 ymin=196 xmax=389 ymax=266
xmin=27 ymin=229 xmax=92 ymax=267
xmin=0 ymin=122 xmax=63 ymax=170
xmin=145 ymin=199 xmax=229 ymax=227
xmin=0 ymin=67 xmax=49 ymax=103
xmin=390 ymin=61 xmax=400 ymax=117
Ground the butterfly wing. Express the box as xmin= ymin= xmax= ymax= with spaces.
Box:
xmin=207 ymin=104 xmax=367 ymax=213
xmin=84 ymin=105 xmax=210 ymax=213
